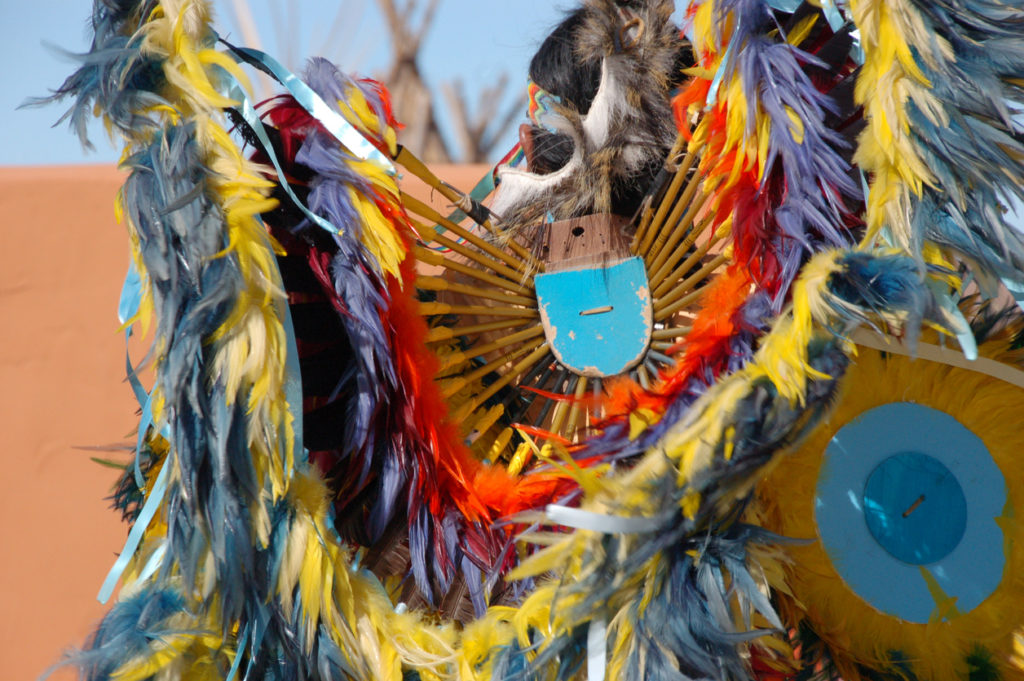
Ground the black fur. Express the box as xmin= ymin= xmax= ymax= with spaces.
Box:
xmin=495 ymin=0 xmax=694 ymax=233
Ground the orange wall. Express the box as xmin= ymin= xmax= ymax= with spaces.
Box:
xmin=1 ymin=165 xmax=137 ymax=681
xmin=0 ymin=163 xmax=489 ymax=681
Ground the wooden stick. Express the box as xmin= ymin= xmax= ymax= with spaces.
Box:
xmin=648 ymin=349 xmax=675 ymax=365
xmin=441 ymin=340 xmax=544 ymax=398
xmin=394 ymin=147 xmax=546 ymax=271
xmin=638 ymin=365 xmax=653 ymax=390
xmin=653 ymin=288 xmax=705 ymax=323
xmin=402 ymin=192 xmax=529 ymax=274
xmin=415 ymin=276 xmax=535 ymax=307
xmin=533 ymin=366 xmax=569 ymax=428
xmin=631 ymin=132 xmax=687 ymax=254
xmin=438 ymin=325 xmax=545 ymax=371
xmin=636 ymin=140 xmax=701 ymax=257
xmin=648 ymin=214 xmax=716 ymax=290
xmin=465 ymin=403 xmax=505 ymax=441
xmin=651 ymin=326 xmax=691 ymax=340
xmin=651 ymin=221 xmax=728 ymax=296
xmin=503 ymin=353 xmax=553 ymax=423
xmin=644 ymin=357 xmax=661 ymax=375
xmin=590 ymin=377 xmax=603 ymax=424
xmin=546 ymin=374 xmax=579 ymax=438
xmin=414 ymin=220 xmax=532 ymax=284
xmin=461 ymin=343 xmax=553 ymax=416
xmin=489 ymin=427 xmax=516 ymax=466
xmin=426 ymin=319 xmax=533 ymax=343
xmin=564 ymin=372 xmax=590 ymax=442
xmin=418 ymin=301 xmax=537 ymax=318
xmin=632 ymin=205 xmax=656 ymax=257
xmin=646 ymin=185 xmax=711 ymax=273
xmin=395 ymin=146 xmax=468 ymax=206
xmin=648 ymin=210 xmax=717 ymax=289
xmin=641 ymin=155 xmax=704 ymax=263
xmin=415 ymin=246 xmax=533 ymax=296
xmin=649 ymin=342 xmax=675 ymax=352
xmin=477 ymin=217 xmax=544 ymax=274
xmin=654 ymin=253 xmax=730 ymax=321
xmin=654 ymin=252 xmax=730 ymax=313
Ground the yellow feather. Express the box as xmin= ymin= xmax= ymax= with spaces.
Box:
xmin=786 ymin=13 xmax=818 ymax=47
xmin=349 ymin=185 xmax=406 ymax=279
xmin=756 ymin=339 xmax=1024 ymax=681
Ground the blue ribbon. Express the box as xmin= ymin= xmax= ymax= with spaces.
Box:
xmin=222 ymin=41 xmax=395 ymax=176
xmin=280 ymin=281 xmax=305 ymax=467
xmin=213 ymin=75 xmax=306 ymax=464
xmin=135 ymin=542 xmax=166 ymax=584
xmin=125 ymin=351 xmax=152 ymax=489
xmin=221 ymin=37 xmax=507 ymax=248
xmin=97 ymin=458 xmax=171 ymax=603
xmin=218 ymin=72 xmax=344 ymax=236
xmin=928 ymin=278 xmax=978 ymax=361
xmin=119 ymin=261 xmax=155 ymax=490
xmin=706 ymin=36 xmax=736 ymax=110
xmin=118 ymin=261 xmax=142 ymax=325
xmin=226 ymin=623 xmax=250 ymax=681
xmin=105 ymin=261 xmax=173 ymax=601
xmin=818 ymin=0 xmax=846 ymax=31
xmin=1001 ymin=276 xmax=1024 ymax=315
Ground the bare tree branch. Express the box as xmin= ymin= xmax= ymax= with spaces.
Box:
xmin=441 ymin=80 xmax=474 ymax=162
xmin=410 ymin=0 xmax=441 ymax=53
xmin=442 ymin=73 xmax=526 ymax=162
xmin=226 ymin=0 xmax=273 ymax=99
xmin=476 ymin=74 xmax=509 ymax=128
xmin=316 ymin=0 xmax=367 ymax=63
xmin=267 ymin=1 xmax=290 ymax=66
xmin=227 ymin=0 xmax=265 ymax=50
xmin=377 ymin=0 xmax=410 ymax=48
xmin=374 ymin=0 xmax=451 ymax=162
xmin=481 ymin=93 xmax=527 ymax=159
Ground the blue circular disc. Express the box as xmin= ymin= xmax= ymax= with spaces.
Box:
xmin=815 ymin=402 xmax=1006 ymax=622
xmin=862 ymin=452 xmax=967 ymax=565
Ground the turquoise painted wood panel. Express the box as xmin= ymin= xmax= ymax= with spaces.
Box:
xmin=815 ymin=402 xmax=1005 ymax=622
xmin=535 ymin=256 xmax=652 ymax=377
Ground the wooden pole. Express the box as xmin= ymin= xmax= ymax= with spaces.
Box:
xmin=441 ymin=340 xmax=545 ymax=399
xmin=459 ymin=343 xmax=553 ymax=415
xmin=640 ymin=153 xmax=704 ymax=263
xmin=564 ymin=373 xmax=590 ymax=442
xmin=412 ymin=220 xmax=532 ymax=284
xmin=650 ymin=221 xmax=728 ymax=296
xmin=438 ymin=325 xmax=545 ymax=371
xmin=415 ymin=246 xmax=533 ymax=296
xmin=635 ymin=140 xmax=702 ymax=257
xmin=631 ymin=132 xmax=688 ymax=253
xmin=395 ymin=146 xmax=544 ymax=270
xmin=418 ymin=302 xmax=538 ymax=318
xmin=415 ymin=276 xmax=535 ymax=307
xmin=654 ymin=253 xmax=730 ymax=320
xmin=402 ymin=193 xmax=529 ymax=275
xmin=426 ymin=319 xmax=533 ymax=343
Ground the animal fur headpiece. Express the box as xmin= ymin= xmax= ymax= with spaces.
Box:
xmin=491 ymin=0 xmax=691 ymax=231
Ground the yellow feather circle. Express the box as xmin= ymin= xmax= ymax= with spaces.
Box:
xmin=754 ymin=339 xmax=1024 ymax=681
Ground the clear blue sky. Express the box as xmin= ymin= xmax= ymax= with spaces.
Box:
xmin=1 ymin=0 xmax=579 ymax=165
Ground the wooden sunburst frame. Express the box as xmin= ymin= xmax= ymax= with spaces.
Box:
xmin=396 ymin=128 xmax=727 ymax=462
